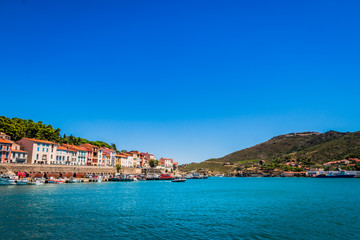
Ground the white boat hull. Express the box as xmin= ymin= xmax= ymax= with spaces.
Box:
xmin=0 ymin=178 xmax=16 ymax=185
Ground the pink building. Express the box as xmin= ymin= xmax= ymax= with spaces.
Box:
xmin=80 ymin=144 xmax=99 ymax=166
xmin=140 ymin=152 xmax=156 ymax=168
xmin=16 ymin=138 xmax=58 ymax=164
xmin=0 ymin=139 xmax=12 ymax=163
xmin=100 ymin=147 xmax=116 ymax=166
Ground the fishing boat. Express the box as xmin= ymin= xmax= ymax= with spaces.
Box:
xmin=145 ymin=174 xmax=159 ymax=180
xmin=185 ymin=174 xmax=192 ymax=179
xmin=0 ymin=176 xmax=17 ymax=185
xmin=16 ymin=179 xmax=28 ymax=185
xmin=109 ymin=177 xmax=120 ymax=181
xmin=66 ymin=178 xmax=80 ymax=183
xmin=28 ymin=180 xmax=44 ymax=185
xmin=97 ymin=176 xmax=102 ymax=183
xmin=47 ymin=178 xmax=64 ymax=184
xmin=316 ymin=170 xmax=355 ymax=178
xmin=172 ymin=177 xmax=186 ymax=182
xmin=158 ymin=174 xmax=174 ymax=180
xmin=136 ymin=175 xmax=146 ymax=181
xmin=110 ymin=175 xmax=134 ymax=182
xmin=190 ymin=173 xmax=206 ymax=179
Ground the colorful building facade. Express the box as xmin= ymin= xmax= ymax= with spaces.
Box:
xmin=10 ymin=149 xmax=28 ymax=163
xmin=16 ymin=138 xmax=58 ymax=164
xmin=80 ymin=144 xmax=99 ymax=166
xmin=0 ymin=139 xmax=12 ymax=163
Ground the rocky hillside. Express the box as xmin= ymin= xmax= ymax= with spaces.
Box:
xmin=179 ymin=131 xmax=360 ymax=173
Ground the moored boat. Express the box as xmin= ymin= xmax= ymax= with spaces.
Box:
xmin=189 ymin=173 xmax=208 ymax=179
xmin=0 ymin=176 xmax=16 ymax=185
xmin=97 ymin=176 xmax=102 ymax=183
xmin=172 ymin=177 xmax=186 ymax=182
xmin=316 ymin=170 xmax=355 ymax=178
xmin=66 ymin=178 xmax=80 ymax=183
xmin=110 ymin=175 xmax=134 ymax=182
xmin=28 ymin=180 xmax=44 ymax=185
xmin=16 ymin=179 xmax=28 ymax=185
xmin=47 ymin=178 xmax=64 ymax=184
xmin=158 ymin=174 xmax=174 ymax=180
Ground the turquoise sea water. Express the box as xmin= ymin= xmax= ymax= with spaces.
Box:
xmin=1 ymin=178 xmax=360 ymax=240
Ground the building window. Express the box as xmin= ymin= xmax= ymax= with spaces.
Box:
xmin=36 ymin=154 xmax=39 ymax=160
xmin=47 ymin=148 xmax=48 ymax=152
xmin=37 ymin=147 xmax=39 ymax=151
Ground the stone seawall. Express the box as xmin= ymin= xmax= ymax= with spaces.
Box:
xmin=0 ymin=164 xmax=152 ymax=176
xmin=0 ymin=163 xmax=116 ymax=175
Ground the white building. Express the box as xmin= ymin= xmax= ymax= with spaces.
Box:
xmin=159 ymin=158 xmax=174 ymax=171
xmin=128 ymin=151 xmax=141 ymax=167
xmin=11 ymin=149 xmax=28 ymax=163
xmin=115 ymin=153 xmax=133 ymax=168
xmin=58 ymin=144 xmax=88 ymax=166
xmin=56 ymin=146 xmax=77 ymax=165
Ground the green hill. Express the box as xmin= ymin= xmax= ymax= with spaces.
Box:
xmin=0 ymin=116 xmax=117 ymax=150
xmin=179 ymin=131 xmax=360 ymax=173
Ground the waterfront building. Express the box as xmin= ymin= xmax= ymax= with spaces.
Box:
xmin=159 ymin=158 xmax=174 ymax=171
xmin=99 ymin=151 xmax=106 ymax=166
xmin=100 ymin=147 xmax=116 ymax=166
xmin=110 ymin=150 xmax=115 ymax=166
xmin=62 ymin=144 xmax=88 ymax=166
xmin=115 ymin=153 xmax=125 ymax=167
xmin=56 ymin=146 xmax=77 ymax=165
xmin=104 ymin=152 xmax=110 ymax=166
xmin=98 ymin=148 xmax=103 ymax=166
xmin=10 ymin=149 xmax=28 ymax=163
xmin=0 ymin=132 xmax=11 ymax=141
xmin=16 ymin=138 xmax=58 ymax=164
xmin=128 ymin=151 xmax=141 ymax=167
xmin=11 ymin=142 xmax=21 ymax=150
xmin=115 ymin=153 xmax=133 ymax=168
xmin=140 ymin=152 xmax=156 ymax=168
xmin=80 ymin=144 xmax=99 ymax=166
xmin=0 ymin=139 xmax=12 ymax=163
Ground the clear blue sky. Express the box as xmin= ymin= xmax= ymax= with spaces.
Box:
xmin=1 ymin=0 xmax=360 ymax=163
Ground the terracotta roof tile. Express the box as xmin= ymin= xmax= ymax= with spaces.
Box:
xmin=0 ymin=139 xmax=13 ymax=144
xmin=22 ymin=138 xmax=57 ymax=145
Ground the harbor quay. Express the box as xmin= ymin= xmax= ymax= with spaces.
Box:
xmin=0 ymin=163 xmax=142 ymax=176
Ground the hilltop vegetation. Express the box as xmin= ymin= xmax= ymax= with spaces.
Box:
xmin=0 ymin=116 xmax=115 ymax=149
xmin=180 ymin=131 xmax=360 ymax=173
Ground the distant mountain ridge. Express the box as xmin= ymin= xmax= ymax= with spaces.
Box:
xmin=180 ymin=131 xmax=360 ymax=172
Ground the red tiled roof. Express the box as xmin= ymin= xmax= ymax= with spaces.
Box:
xmin=128 ymin=150 xmax=140 ymax=154
xmin=0 ymin=139 xmax=13 ymax=144
xmin=12 ymin=149 xmax=27 ymax=153
xmin=58 ymin=146 xmax=76 ymax=152
xmin=80 ymin=143 xmax=98 ymax=149
xmin=116 ymin=153 xmax=129 ymax=158
xmin=62 ymin=144 xmax=87 ymax=151
xmin=22 ymin=138 xmax=57 ymax=145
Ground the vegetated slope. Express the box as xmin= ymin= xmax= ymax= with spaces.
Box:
xmin=208 ymin=131 xmax=347 ymax=163
xmin=0 ymin=116 xmax=116 ymax=149
xmin=180 ymin=131 xmax=360 ymax=172
xmin=288 ymin=131 xmax=360 ymax=163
